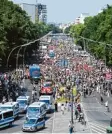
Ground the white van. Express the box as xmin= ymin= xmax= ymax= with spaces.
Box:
xmin=0 ymin=109 xmax=14 ymax=129
xmin=16 ymin=96 xmax=30 ymax=113
xmin=0 ymin=102 xmax=19 ymax=118
xmin=26 ymin=102 xmax=47 ymax=119
xmin=39 ymin=95 xmax=53 ymax=113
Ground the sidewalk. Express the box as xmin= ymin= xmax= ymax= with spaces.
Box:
xmin=52 ymin=103 xmax=90 ymax=133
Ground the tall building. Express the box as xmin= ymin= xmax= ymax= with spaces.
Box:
xmin=19 ymin=3 xmax=36 ymax=23
xmin=80 ymin=13 xmax=90 ymax=24
xmin=75 ymin=13 xmax=89 ymax=24
xmin=38 ymin=4 xmax=47 ymax=23
xmin=19 ymin=3 xmax=47 ymax=23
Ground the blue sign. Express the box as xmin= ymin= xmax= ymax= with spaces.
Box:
xmin=56 ymin=59 xmax=68 ymax=67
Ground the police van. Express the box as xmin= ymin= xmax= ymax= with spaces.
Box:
xmin=0 ymin=109 xmax=14 ymax=129
xmin=0 ymin=102 xmax=19 ymax=118
xmin=16 ymin=96 xmax=30 ymax=113
xmin=26 ymin=102 xmax=47 ymax=119
xmin=22 ymin=117 xmax=45 ymax=132
xmin=39 ymin=95 xmax=53 ymax=113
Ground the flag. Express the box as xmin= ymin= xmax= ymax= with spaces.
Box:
xmin=83 ymin=64 xmax=88 ymax=71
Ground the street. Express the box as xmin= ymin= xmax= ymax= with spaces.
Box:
xmin=82 ymin=94 xmax=110 ymax=133
xmin=0 ymin=79 xmax=54 ymax=133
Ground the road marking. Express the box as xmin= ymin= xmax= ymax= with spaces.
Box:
xmin=90 ymin=122 xmax=106 ymax=130
xmin=86 ymin=116 xmax=107 ymax=133
xmin=91 ymin=128 xmax=102 ymax=134
xmin=91 ymin=125 xmax=106 ymax=133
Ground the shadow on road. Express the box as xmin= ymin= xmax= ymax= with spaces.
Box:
xmin=15 ymin=115 xmax=25 ymax=121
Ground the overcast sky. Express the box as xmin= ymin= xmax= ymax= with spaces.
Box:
xmin=11 ymin=0 xmax=112 ymax=23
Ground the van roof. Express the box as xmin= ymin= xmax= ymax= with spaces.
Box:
xmin=0 ymin=109 xmax=13 ymax=114
xmin=39 ymin=95 xmax=51 ymax=100
xmin=1 ymin=102 xmax=18 ymax=107
xmin=29 ymin=102 xmax=45 ymax=107
xmin=17 ymin=96 xmax=30 ymax=100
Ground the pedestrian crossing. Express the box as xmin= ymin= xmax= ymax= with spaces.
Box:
xmin=89 ymin=121 xmax=107 ymax=133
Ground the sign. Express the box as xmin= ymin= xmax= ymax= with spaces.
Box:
xmin=32 ymin=71 xmax=39 ymax=76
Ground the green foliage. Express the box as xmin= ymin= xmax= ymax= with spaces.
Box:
xmin=70 ymin=23 xmax=85 ymax=38
xmin=0 ymin=0 xmax=61 ymax=68
xmin=64 ymin=26 xmax=72 ymax=34
xmin=47 ymin=24 xmax=62 ymax=33
xmin=69 ymin=5 xmax=112 ymax=66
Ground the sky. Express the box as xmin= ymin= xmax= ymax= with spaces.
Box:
xmin=11 ymin=0 xmax=112 ymax=23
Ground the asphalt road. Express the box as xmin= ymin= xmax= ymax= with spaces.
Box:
xmin=0 ymin=79 xmax=54 ymax=133
xmin=82 ymin=95 xmax=111 ymax=133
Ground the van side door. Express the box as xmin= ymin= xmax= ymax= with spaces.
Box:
xmin=15 ymin=104 xmax=19 ymax=116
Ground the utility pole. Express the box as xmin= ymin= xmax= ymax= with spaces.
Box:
xmin=71 ymin=81 xmax=74 ymax=124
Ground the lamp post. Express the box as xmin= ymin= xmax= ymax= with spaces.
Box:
xmin=7 ymin=31 xmax=52 ymax=69
xmin=16 ymin=46 xmax=23 ymax=69
xmin=23 ymin=46 xmax=27 ymax=77
xmin=7 ymin=45 xmax=21 ymax=68
xmin=71 ymin=80 xmax=74 ymax=126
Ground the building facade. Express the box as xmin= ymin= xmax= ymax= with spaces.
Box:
xmin=75 ymin=13 xmax=90 ymax=24
xmin=19 ymin=3 xmax=36 ymax=23
xmin=19 ymin=3 xmax=47 ymax=23
xmin=38 ymin=4 xmax=47 ymax=23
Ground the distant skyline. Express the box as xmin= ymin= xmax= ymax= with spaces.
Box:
xmin=11 ymin=0 xmax=112 ymax=23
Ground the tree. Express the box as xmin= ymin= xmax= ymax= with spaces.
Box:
xmin=64 ymin=26 xmax=72 ymax=34
xmin=47 ymin=24 xmax=62 ymax=33
xmin=69 ymin=4 xmax=112 ymax=66
xmin=0 ymin=0 xmax=61 ymax=68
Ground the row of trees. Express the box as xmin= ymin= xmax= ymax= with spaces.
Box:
xmin=0 ymin=0 xmax=62 ymax=69
xmin=66 ymin=5 xmax=112 ymax=66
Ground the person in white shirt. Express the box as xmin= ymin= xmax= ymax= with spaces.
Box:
xmin=61 ymin=104 xmax=65 ymax=114
xmin=105 ymin=101 xmax=108 ymax=107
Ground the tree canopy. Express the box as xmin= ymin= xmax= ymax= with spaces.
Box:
xmin=69 ymin=5 xmax=112 ymax=66
xmin=0 ymin=0 xmax=61 ymax=68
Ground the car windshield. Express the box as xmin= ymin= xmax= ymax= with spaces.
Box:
xmin=43 ymin=82 xmax=51 ymax=87
xmin=17 ymin=100 xmax=27 ymax=105
xmin=25 ymin=119 xmax=36 ymax=124
xmin=28 ymin=107 xmax=39 ymax=113
xmin=0 ymin=107 xmax=12 ymax=110
xmin=40 ymin=100 xmax=49 ymax=104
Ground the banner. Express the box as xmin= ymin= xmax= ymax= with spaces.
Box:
xmin=83 ymin=64 xmax=88 ymax=71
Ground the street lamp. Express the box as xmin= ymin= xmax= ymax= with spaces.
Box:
xmin=7 ymin=31 xmax=52 ymax=69
xmin=71 ymin=80 xmax=74 ymax=126
xmin=7 ymin=45 xmax=21 ymax=68
xmin=16 ymin=46 xmax=23 ymax=69
xmin=23 ymin=46 xmax=27 ymax=76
